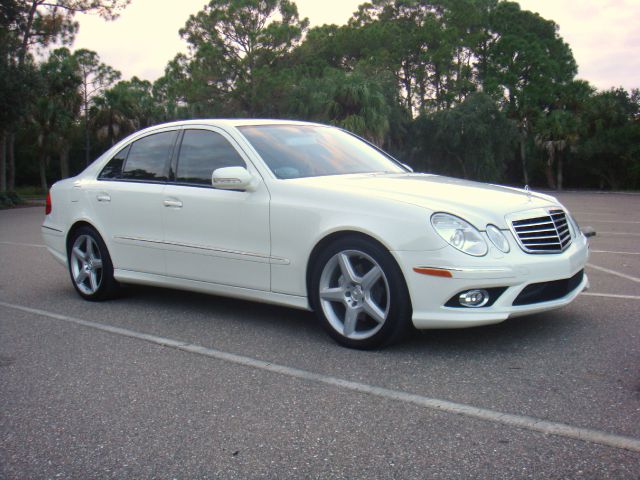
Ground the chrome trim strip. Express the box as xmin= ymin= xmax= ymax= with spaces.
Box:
xmin=41 ymin=225 xmax=63 ymax=233
xmin=113 ymin=235 xmax=289 ymax=264
xmin=414 ymin=266 xmax=511 ymax=274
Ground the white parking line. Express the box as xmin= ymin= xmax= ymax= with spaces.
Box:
xmin=580 ymin=220 xmax=640 ymax=224
xmin=0 ymin=241 xmax=46 ymax=248
xmin=587 ymin=263 xmax=640 ymax=284
xmin=598 ymin=231 xmax=640 ymax=237
xmin=582 ymin=292 xmax=640 ymax=300
xmin=1 ymin=300 xmax=639 ymax=454
xmin=572 ymin=212 xmax=629 ymax=217
xmin=591 ymin=250 xmax=640 ymax=256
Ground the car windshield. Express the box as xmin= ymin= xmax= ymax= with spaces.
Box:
xmin=238 ymin=124 xmax=406 ymax=179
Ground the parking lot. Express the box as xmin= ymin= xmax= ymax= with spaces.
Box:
xmin=1 ymin=191 xmax=639 ymax=479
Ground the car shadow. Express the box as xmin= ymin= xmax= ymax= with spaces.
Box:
xmin=117 ymin=283 xmax=578 ymax=357
xmin=397 ymin=310 xmax=579 ymax=356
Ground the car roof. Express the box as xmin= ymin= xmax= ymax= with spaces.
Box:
xmin=146 ymin=118 xmax=325 ymax=129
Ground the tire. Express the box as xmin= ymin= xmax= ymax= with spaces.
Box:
xmin=310 ymin=235 xmax=412 ymax=349
xmin=67 ymin=226 xmax=119 ymax=301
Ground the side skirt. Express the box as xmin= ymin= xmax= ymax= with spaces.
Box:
xmin=114 ymin=269 xmax=311 ymax=311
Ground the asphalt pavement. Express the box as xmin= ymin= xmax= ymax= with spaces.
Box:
xmin=1 ymin=192 xmax=639 ymax=479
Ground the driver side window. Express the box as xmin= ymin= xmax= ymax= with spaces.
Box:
xmin=175 ymin=130 xmax=246 ymax=186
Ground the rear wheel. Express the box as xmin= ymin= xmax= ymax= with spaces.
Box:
xmin=310 ymin=236 xmax=412 ymax=349
xmin=68 ymin=226 xmax=118 ymax=301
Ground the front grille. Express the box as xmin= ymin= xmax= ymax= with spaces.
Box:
xmin=513 ymin=270 xmax=584 ymax=306
xmin=511 ymin=209 xmax=571 ymax=254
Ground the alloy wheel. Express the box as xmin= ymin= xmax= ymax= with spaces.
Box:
xmin=318 ymin=249 xmax=390 ymax=340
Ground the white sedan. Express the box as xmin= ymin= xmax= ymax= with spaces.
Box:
xmin=42 ymin=119 xmax=590 ymax=349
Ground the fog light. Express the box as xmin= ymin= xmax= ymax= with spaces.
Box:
xmin=458 ymin=289 xmax=490 ymax=308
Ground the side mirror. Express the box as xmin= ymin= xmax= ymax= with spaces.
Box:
xmin=212 ymin=166 xmax=255 ymax=191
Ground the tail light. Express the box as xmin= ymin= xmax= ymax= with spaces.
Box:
xmin=45 ymin=191 xmax=52 ymax=215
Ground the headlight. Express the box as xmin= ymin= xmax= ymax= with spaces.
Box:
xmin=431 ymin=213 xmax=488 ymax=256
xmin=566 ymin=212 xmax=582 ymax=239
xmin=486 ymin=224 xmax=510 ymax=253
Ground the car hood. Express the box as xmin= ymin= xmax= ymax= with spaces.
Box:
xmin=288 ymin=173 xmax=560 ymax=229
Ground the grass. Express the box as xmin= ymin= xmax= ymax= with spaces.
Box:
xmin=0 ymin=191 xmax=26 ymax=209
xmin=14 ymin=186 xmax=46 ymax=197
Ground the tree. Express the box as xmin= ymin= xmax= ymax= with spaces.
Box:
xmin=577 ymin=88 xmax=640 ymax=190
xmin=483 ymin=1 xmax=577 ymax=185
xmin=412 ymin=92 xmax=518 ymax=181
xmin=289 ymin=67 xmax=392 ymax=144
xmin=2 ymin=0 xmax=130 ymax=191
xmin=14 ymin=0 xmax=131 ymax=66
xmin=534 ymin=80 xmax=593 ymax=190
xmin=345 ymin=0 xmax=489 ymax=114
xmin=176 ymin=0 xmax=308 ymax=116
xmin=91 ymin=77 xmax=161 ymax=146
xmin=0 ymin=0 xmax=38 ymax=190
xmin=73 ymin=49 xmax=121 ymax=165
xmin=29 ymin=48 xmax=82 ymax=191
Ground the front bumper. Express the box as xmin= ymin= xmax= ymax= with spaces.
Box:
xmin=393 ymin=233 xmax=590 ymax=329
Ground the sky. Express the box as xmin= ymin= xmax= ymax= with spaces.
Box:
xmin=71 ymin=0 xmax=640 ymax=91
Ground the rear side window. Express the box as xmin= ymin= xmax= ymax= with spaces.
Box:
xmin=175 ymin=130 xmax=246 ymax=186
xmin=121 ymin=131 xmax=177 ymax=182
xmin=98 ymin=145 xmax=130 ymax=180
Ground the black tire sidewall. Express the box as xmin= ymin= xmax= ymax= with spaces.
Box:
xmin=310 ymin=235 xmax=412 ymax=349
xmin=67 ymin=226 xmax=118 ymax=301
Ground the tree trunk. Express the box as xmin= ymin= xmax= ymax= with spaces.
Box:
xmin=39 ymin=154 xmax=48 ymax=194
xmin=85 ymin=112 xmax=91 ymax=166
xmin=0 ymin=131 xmax=6 ymax=191
xmin=455 ymin=154 xmax=468 ymax=179
xmin=18 ymin=1 xmax=39 ymax=66
xmin=519 ymin=136 xmax=529 ymax=186
xmin=544 ymin=162 xmax=556 ymax=189
xmin=8 ymin=132 xmax=16 ymax=191
xmin=545 ymin=146 xmax=557 ymax=189
xmin=60 ymin=145 xmax=70 ymax=179
xmin=556 ymin=154 xmax=563 ymax=191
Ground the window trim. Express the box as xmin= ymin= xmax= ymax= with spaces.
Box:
xmin=97 ymin=129 xmax=180 ymax=184
xmin=97 ymin=144 xmax=131 ymax=181
xmin=170 ymin=127 xmax=248 ymax=189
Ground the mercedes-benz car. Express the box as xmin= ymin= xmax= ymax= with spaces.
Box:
xmin=42 ymin=119 xmax=590 ymax=349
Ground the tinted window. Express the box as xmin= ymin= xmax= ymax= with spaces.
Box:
xmin=175 ymin=130 xmax=246 ymax=186
xmin=98 ymin=145 xmax=129 ymax=180
xmin=238 ymin=125 xmax=405 ymax=179
xmin=122 ymin=131 xmax=177 ymax=181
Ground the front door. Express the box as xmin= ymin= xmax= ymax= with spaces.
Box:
xmin=162 ymin=127 xmax=271 ymax=291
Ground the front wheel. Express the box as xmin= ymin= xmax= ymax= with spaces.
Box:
xmin=68 ymin=226 xmax=119 ymax=301
xmin=310 ymin=236 xmax=412 ymax=349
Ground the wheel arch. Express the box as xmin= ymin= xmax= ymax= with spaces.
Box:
xmin=65 ymin=220 xmax=106 ymax=256
xmin=305 ymin=229 xmax=405 ymax=309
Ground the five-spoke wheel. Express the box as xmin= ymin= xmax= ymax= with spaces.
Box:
xmin=311 ymin=236 xmax=411 ymax=349
xmin=67 ymin=226 xmax=118 ymax=300
xmin=70 ymin=234 xmax=104 ymax=295
xmin=319 ymin=250 xmax=390 ymax=341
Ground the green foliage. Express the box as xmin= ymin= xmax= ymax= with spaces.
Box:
xmin=288 ymin=68 xmax=392 ymax=143
xmin=413 ymin=92 xmax=518 ymax=181
xmin=91 ymin=77 xmax=161 ymax=146
xmin=3 ymin=0 xmax=639 ymax=192
xmin=163 ymin=0 xmax=309 ymax=117
xmin=576 ymin=88 xmax=640 ymax=190
xmin=0 ymin=191 xmax=26 ymax=208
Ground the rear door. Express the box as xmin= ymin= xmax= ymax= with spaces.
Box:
xmin=88 ymin=129 xmax=178 ymax=275
xmin=162 ymin=127 xmax=271 ymax=290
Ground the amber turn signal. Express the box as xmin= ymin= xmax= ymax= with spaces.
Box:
xmin=413 ymin=267 xmax=453 ymax=278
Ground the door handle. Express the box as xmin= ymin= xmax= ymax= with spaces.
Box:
xmin=96 ymin=193 xmax=111 ymax=202
xmin=163 ymin=199 xmax=183 ymax=208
